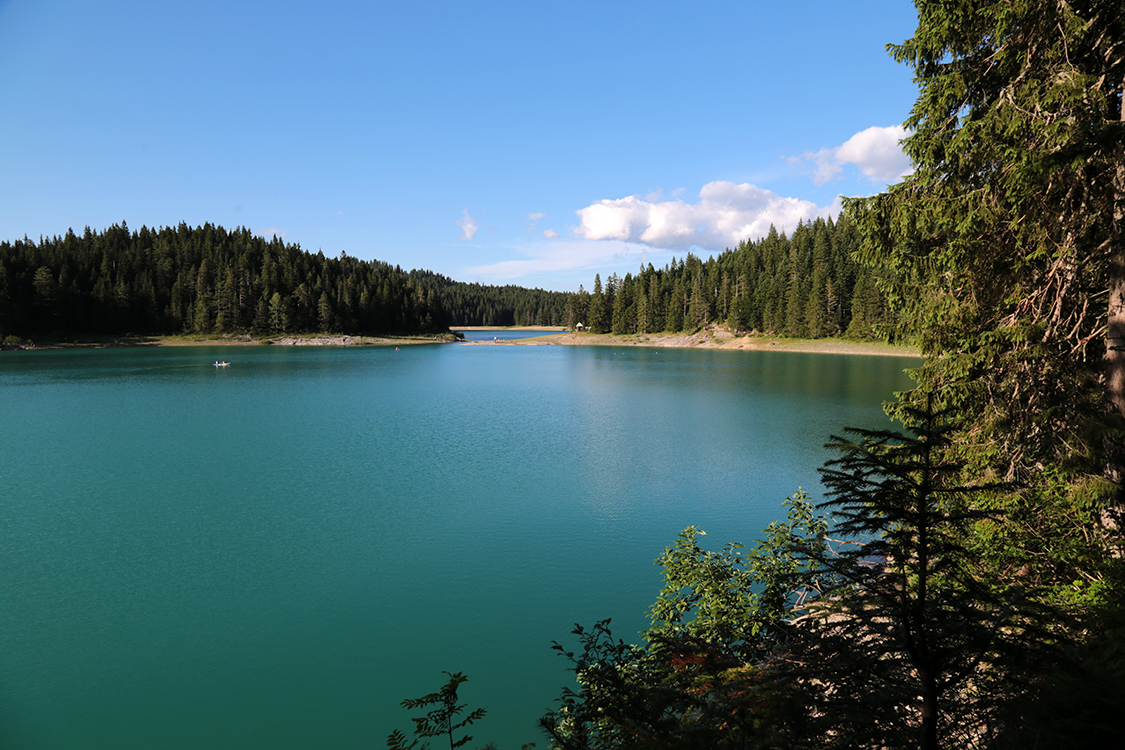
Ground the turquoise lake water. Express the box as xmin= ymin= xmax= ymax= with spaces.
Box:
xmin=0 ymin=343 xmax=916 ymax=749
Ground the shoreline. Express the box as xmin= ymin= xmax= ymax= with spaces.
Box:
xmin=6 ymin=327 xmax=919 ymax=358
xmin=462 ymin=328 xmax=921 ymax=358
xmin=6 ymin=332 xmax=458 ymax=349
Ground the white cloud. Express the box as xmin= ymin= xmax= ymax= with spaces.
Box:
xmin=542 ymin=229 xmax=559 ymax=239
xmin=257 ymin=227 xmax=288 ymax=238
xmin=527 ymin=212 xmax=547 ymax=236
xmin=574 ymin=181 xmax=834 ymax=252
xmin=464 ymin=239 xmax=655 ymax=281
xmin=792 ymin=125 xmax=913 ymax=186
xmin=457 ymin=209 xmax=478 ymax=241
xmin=796 ymin=148 xmax=843 ymax=186
xmin=837 ymin=125 xmax=913 ymax=181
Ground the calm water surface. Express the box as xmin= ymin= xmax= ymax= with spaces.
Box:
xmin=0 ymin=343 xmax=916 ymax=749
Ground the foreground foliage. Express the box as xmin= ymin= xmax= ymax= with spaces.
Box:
xmin=542 ymin=404 xmax=1072 ymax=749
xmin=388 ymin=672 xmax=489 ymax=750
xmin=794 ymin=408 xmax=1050 ymax=749
xmin=846 ymin=0 xmax=1124 ymax=597
xmin=540 ymin=494 xmax=828 ymax=750
xmin=537 ymin=1 xmax=1125 ymax=743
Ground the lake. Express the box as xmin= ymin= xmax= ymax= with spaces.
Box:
xmin=0 ymin=342 xmax=916 ymax=749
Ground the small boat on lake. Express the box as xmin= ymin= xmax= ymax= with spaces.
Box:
xmin=213 ymin=361 xmax=230 ymax=367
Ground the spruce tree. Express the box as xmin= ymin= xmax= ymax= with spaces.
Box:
xmin=588 ymin=274 xmax=609 ymax=333
xmin=792 ymin=405 xmax=1046 ymax=750
xmin=846 ymin=0 xmax=1124 ymax=598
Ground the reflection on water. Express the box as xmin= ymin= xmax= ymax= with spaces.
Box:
xmin=0 ymin=343 xmax=916 ymax=749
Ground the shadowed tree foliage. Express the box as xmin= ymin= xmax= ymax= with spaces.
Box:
xmin=540 ymin=406 xmax=1063 ymax=749
xmin=835 ymin=7 xmax=1125 ymax=746
xmin=844 ymin=0 xmax=1125 ymax=593
xmin=787 ymin=405 xmax=1050 ymax=750
xmin=388 ymin=672 xmax=488 ymax=750
xmin=538 ymin=1 xmax=1124 ymax=746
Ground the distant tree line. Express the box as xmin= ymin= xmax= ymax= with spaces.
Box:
xmin=564 ymin=214 xmax=895 ymax=339
xmin=408 ymin=269 xmax=569 ymax=327
xmin=0 ymin=222 xmax=569 ymax=340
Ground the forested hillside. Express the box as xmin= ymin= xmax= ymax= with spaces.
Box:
xmin=0 ymin=222 xmax=568 ymax=339
xmin=564 ymin=214 xmax=895 ymax=339
xmin=0 ymin=217 xmax=882 ymax=341
xmin=408 ymin=269 xmax=568 ymax=327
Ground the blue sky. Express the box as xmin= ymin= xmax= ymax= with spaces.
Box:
xmin=0 ymin=0 xmax=919 ymax=292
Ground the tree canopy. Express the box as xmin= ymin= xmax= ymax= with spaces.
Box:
xmin=846 ymin=0 xmax=1125 ymax=491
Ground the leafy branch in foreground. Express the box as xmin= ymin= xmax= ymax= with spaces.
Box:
xmin=388 ymin=671 xmax=489 ymax=750
xmin=541 ymin=493 xmax=829 ymax=750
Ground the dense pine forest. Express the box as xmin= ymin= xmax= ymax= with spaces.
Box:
xmin=564 ymin=214 xmax=894 ymax=339
xmin=409 ymin=269 xmax=568 ymax=328
xmin=0 ymin=216 xmax=888 ymax=342
xmin=0 ymin=222 xmax=569 ymax=340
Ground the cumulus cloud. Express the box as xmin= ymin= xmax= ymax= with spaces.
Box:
xmin=837 ymin=126 xmax=913 ymax=181
xmin=457 ymin=209 xmax=478 ymax=241
xmin=792 ymin=125 xmax=913 ymax=186
xmin=257 ymin=227 xmax=288 ymax=238
xmin=543 ymin=229 xmax=559 ymax=239
xmin=574 ymin=181 xmax=833 ymax=251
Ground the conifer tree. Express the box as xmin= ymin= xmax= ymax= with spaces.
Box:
xmin=845 ymin=0 xmax=1124 ymax=600
xmin=792 ymin=405 xmax=1046 ymax=750
xmin=588 ymin=274 xmax=609 ymax=333
xmin=847 ymin=0 xmax=1124 ymax=487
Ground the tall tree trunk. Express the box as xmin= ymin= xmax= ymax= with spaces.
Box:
xmin=1108 ymin=85 xmax=1125 ymax=487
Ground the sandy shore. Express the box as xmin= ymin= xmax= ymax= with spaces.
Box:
xmin=12 ymin=327 xmax=918 ymax=357
xmin=464 ymin=327 xmax=920 ymax=358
